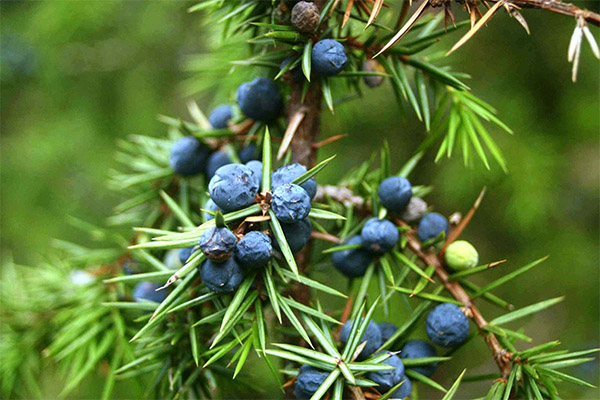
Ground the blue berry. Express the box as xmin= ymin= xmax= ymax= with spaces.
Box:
xmin=361 ymin=218 xmax=399 ymax=254
xmin=133 ymin=282 xmax=166 ymax=303
xmin=378 ymin=322 xmax=398 ymax=343
xmin=208 ymin=163 xmax=259 ymax=212
xmin=272 ymin=184 xmax=311 ymax=223
xmin=178 ymin=247 xmax=195 ymax=265
xmin=235 ymin=231 xmax=273 ymax=269
xmin=273 ymin=218 xmax=312 ymax=253
xmin=340 ymin=319 xmax=382 ymax=361
xmin=122 ymin=260 xmax=137 ymax=275
xmin=311 ymin=39 xmax=347 ymax=77
xmin=236 ymin=77 xmax=282 ymax=122
xmin=294 ymin=365 xmax=329 ymax=400
xmin=169 ymin=137 xmax=210 ymax=176
xmin=331 ymin=235 xmax=373 ymax=278
xmin=417 ymin=212 xmax=448 ymax=242
xmin=378 ymin=176 xmax=412 ymax=212
xmin=207 ymin=151 xmax=232 ymax=179
xmin=239 ymin=144 xmax=260 ymax=163
xmin=199 ymin=227 xmax=237 ymax=262
xmin=200 ymin=257 xmax=244 ymax=294
xmin=208 ymin=104 xmax=233 ymax=129
xmin=203 ymin=198 xmax=219 ymax=221
xmin=280 ymin=57 xmax=304 ymax=83
xmin=367 ymin=353 xmax=405 ymax=394
xmin=272 ymin=163 xmax=317 ymax=199
xmin=401 ymin=340 xmax=438 ymax=377
xmin=245 ymin=160 xmax=263 ymax=187
xmin=391 ymin=377 xmax=412 ymax=399
xmin=362 ymin=60 xmax=385 ymax=88
xmin=426 ymin=303 xmax=469 ymax=347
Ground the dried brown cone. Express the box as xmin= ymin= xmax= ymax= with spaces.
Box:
xmin=291 ymin=1 xmax=320 ymax=33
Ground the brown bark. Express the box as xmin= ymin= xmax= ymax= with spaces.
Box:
xmin=499 ymin=0 xmax=600 ymax=26
xmin=285 ymin=78 xmax=323 ymax=307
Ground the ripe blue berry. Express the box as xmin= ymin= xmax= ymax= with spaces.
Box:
xmin=200 ymin=257 xmax=244 ymax=294
xmin=273 ymin=217 xmax=312 ymax=253
xmin=133 ymin=282 xmax=166 ymax=303
xmin=401 ymin=340 xmax=438 ymax=377
xmin=207 ymin=151 xmax=232 ymax=179
xmin=391 ymin=377 xmax=412 ymax=399
xmin=361 ymin=218 xmax=399 ymax=254
xmin=417 ymin=212 xmax=448 ymax=242
xmin=169 ymin=136 xmax=210 ymax=176
xmin=426 ymin=303 xmax=469 ymax=347
xmin=367 ymin=353 xmax=405 ymax=393
xmin=272 ymin=163 xmax=317 ymax=199
xmin=331 ymin=235 xmax=373 ymax=278
xmin=239 ymin=144 xmax=260 ymax=163
xmin=311 ymin=39 xmax=347 ymax=77
xmin=340 ymin=319 xmax=382 ymax=361
xmin=294 ymin=365 xmax=329 ymax=400
xmin=236 ymin=77 xmax=282 ymax=122
xmin=208 ymin=163 xmax=259 ymax=212
xmin=122 ymin=260 xmax=137 ymax=275
xmin=178 ymin=247 xmax=195 ymax=265
xmin=203 ymin=198 xmax=219 ymax=221
xmin=378 ymin=176 xmax=412 ymax=212
xmin=235 ymin=231 xmax=273 ymax=269
xmin=272 ymin=183 xmax=311 ymax=223
xmin=245 ymin=160 xmax=263 ymax=187
xmin=199 ymin=227 xmax=237 ymax=262
xmin=208 ymin=104 xmax=233 ymax=129
xmin=378 ymin=322 xmax=398 ymax=343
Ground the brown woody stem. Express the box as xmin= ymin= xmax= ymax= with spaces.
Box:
xmin=285 ymin=81 xmax=323 ymax=306
xmin=497 ymin=0 xmax=600 ymax=26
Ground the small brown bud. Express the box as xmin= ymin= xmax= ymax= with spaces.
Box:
xmin=362 ymin=60 xmax=386 ymax=88
xmin=291 ymin=1 xmax=319 ymax=33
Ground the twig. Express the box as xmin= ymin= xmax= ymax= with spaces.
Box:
xmin=500 ymin=0 xmax=600 ymax=26
xmin=439 ymin=187 xmax=486 ymax=256
xmin=397 ymin=219 xmax=513 ymax=379
xmin=320 ymin=185 xmax=513 ymax=378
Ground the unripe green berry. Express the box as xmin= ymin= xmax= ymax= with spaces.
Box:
xmin=444 ymin=240 xmax=479 ymax=270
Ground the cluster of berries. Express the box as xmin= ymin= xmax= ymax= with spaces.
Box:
xmin=170 ymin=103 xmax=260 ymax=179
xmin=295 ymin=302 xmax=470 ymax=399
xmin=174 ymin=162 xmax=315 ymax=294
xmin=331 ymin=176 xmax=414 ymax=278
xmin=332 ymin=174 xmax=481 ymax=277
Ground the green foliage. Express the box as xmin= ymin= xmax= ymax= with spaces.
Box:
xmin=1 ymin=1 xmax=599 ymax=399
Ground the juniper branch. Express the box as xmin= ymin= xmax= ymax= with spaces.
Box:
xmin=396 ymin=219 xmax=513 ymax=379
xmin=492 ymin=0 xmax=600 ymax=26
xmin=317 ymin=186 xmax=513 ymax=379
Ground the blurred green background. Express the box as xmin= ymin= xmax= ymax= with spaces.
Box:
xmin=1 ymin=1 xmax=598 ymax=398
